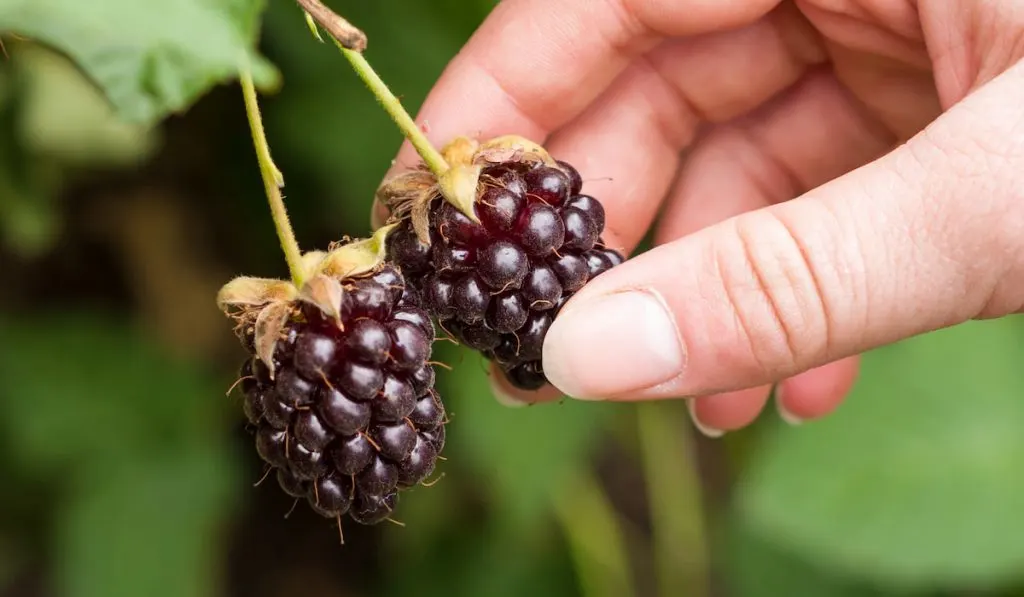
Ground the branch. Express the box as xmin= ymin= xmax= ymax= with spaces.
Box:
xmin=294 ymin=0 xmax=367 ymax=51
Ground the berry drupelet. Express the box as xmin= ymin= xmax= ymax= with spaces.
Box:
xmin=379 ymin=136 xmax=624 ymax=391
xmin=223 ymin=250 xmax=446 ymax=529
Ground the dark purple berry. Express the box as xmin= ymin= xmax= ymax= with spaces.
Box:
xmin=398 ymin=436 xmax=438 ymax=488
xmin=486 ymin=292 xmax=529 ymax=333
xmin=452 ymin=275 xmax=490 ymax=324
xmin=274 ymin=366 xmax=315 ymax=406
xmin=422 ymin=425 xmax=446 ymax=452
xmin=392 ymin=306 xmax=434 ymax=337
xmin=557 ymin=160 xmax=583 ymax=195
xmin=344 ymin=319 xmax=391 ymax=365
xmin=349 ymin=492 xmax=398 ymax=525
xmin=584 ymin=250 xmax=615 ymax=279
xmin=409 ymin=364 xmax=436 ymax=396
xmin=331 ymin=433 xmax=375 ymax=476
xmin=457 ymin=323 xmax=502 ymax=351
xmin=517 ymin=311 xmax=553 ymax=361
xmin=371 ymin=422 xmax=417 ymax=462
xmin=308 ymin=474 xmax=353 ymax=517
xmin=505 ymin=361 xmax=547 ymax=390
xmin=491 ymin=335 xmax=520 ymax=365
xmin=565 ymin=194 xmax=605 ymax=233
xmin=294 ymin=410 xmax=334 ymax=452
xmin=388 ymin=321 xmax=430 ymax=372
xmin=562 ymin=207 xmax=598 ymax=251
xmin=423 ymin=274 xmax=455 ymax=320
xmin=549 ymin=253 xmax=589 ymax=293
xmin=525 ymin=166 xmax=571 ymax=205
xmin=230 ymin=264 xmax=447 ymax=530
xmin=262 ymin=394 xmax=296 ymax=429
xmin=336 ymin=360 xmax=384 ymax=401
xmin=409 ymin=394 xmax=444 ymax=429
xmin=290 ymin=441 xmax=328 ymax=480
xmin=520 ymin=264 xmax=562 ymax=310
xmin=255 ymin=425 xmax=287 ymax=467
xmin=386 ymin=225 xmax=431 ymax=273
xmin=478 ymin=241 xmax=529 ymax=290
xmin=516 ymin=203 xmax=565 ymax=256
xmin=433 ymin=245 xmax=475 ymax=273
xmin=346 ymin=280 xmax=394 ymax=320
xmin=294 ymin=331 xmax=339 ymax=380
xmin=277 ymin=468 xmax=308 ymax=498
xmin=436 ymin=202 xmax=485 ymax=245
xmin=319 ymin=387 xmax=371 ymax=435
xmin=373 ymin=374 xmax=416 ymax=423
xmin=477 ymin=187 xmax=525 ymax=233
xmin=242 ymin=388 xmax=265 ymax=424
xmin=372 ymin=266 xmax=405 ymax=304
xmin=356 ymin=456 xmax=398 ymax=496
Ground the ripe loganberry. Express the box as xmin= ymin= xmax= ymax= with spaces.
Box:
xmin=379 ymin=135 xmax=624 ymax=391
xmin=219 ymin=236 xmax=448 ymax=535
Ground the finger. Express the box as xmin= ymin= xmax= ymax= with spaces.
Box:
xmin=542 ymin=60 xmax=1024 ymax=401
xmin=541 ymin=1 xmax=828 ymax=252
xmin=481 ymin=5 xmax=829 ymax=406
xmin=775 ymin=356 xmax=859 ymax=423
xmin=656 ymin=69 xmax=896 ymax=241
xmin=373 ymin=0 xmax=781 ymax=224
xmin=487 ymin=363 xmax=563 ymax=408
xmin=687 ymin=384 xmax=773 ymax=437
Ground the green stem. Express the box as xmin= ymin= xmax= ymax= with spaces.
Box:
xmin=334 ymin=43 xmax=449 ymax=178
xmin=239 ymin=67 xmax=305 ymax=288
xmin=552 ymin=471 xmax=637 ymax=597
xmin=637 ymin=403 xmax=711 ymax=597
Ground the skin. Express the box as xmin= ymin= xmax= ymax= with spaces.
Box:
xmin=376 ymin=0 xmax=1024 ymax=435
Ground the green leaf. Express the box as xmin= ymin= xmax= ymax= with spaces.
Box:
xmin=736 ymin=318 xmax=1024 ymax=590
xmin=720 ymin=516 xmax=909 ymax=597
xmin=0 ymin=314 xmax=228 ymax=472
xmin=55 ymin=445 xmax=238 ymax=597
xmin=0 ymin=0 xmax=277 ymax=124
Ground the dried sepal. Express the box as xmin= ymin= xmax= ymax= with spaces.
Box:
xmin=318 ymin=224 xmax=396 ymax=278
xmin=438 ymin=163 xmax=482 ymax=226
xmin=253 ymin=299 xmax=295 ymax=378
xmin=297 ymin=273 xmax=345 ymax=330
xmin=376 ymin=133 xmax=559 ymax=246
xmin=216 ymin=276 xmax=298 ymax=314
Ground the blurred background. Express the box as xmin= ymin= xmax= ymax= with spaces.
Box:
xmin=2 ymin=1 xmax=1024 ymax=596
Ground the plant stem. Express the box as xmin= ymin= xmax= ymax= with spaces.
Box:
xmin=337 ymin=45 xmax=449 ymax=178
xmin=239 ymin=67 xmax=305 ymax=288
xmin=637 ymin=402 xmax=711 ymax=597
xmin=298 ymin=0 xmax=449 ymax=178
xmin=552 ymin=471 xmax=637 ymax=597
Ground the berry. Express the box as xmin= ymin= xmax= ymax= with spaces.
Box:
xmin=383 ymin=148 xmax=624 ymax=390
xmin=232 ymin=265 xmax=447 ymax=529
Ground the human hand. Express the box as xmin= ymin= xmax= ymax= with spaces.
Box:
xmin=377 ymin=0 xmax=1024 ymax=435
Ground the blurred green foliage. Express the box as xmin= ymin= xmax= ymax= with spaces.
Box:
xmin=1 ymin=1 xmax=1024 ymax=597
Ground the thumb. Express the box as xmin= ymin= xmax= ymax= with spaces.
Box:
xmin=542 ymin=62 xmax=1024 ymax=401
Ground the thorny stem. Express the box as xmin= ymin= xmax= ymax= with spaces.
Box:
xmin=299 ymin=3 xmax=450 ymax=179
xmin=239 ymin=67 xmax=306 ymax=288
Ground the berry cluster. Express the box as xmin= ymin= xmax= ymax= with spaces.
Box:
xmin=386 ymin=159 xmax=623 ymax=390
xmin=237 ymin=266 xmax=445 ymax=525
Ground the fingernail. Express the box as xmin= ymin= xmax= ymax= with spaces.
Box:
xmin=489 ymin=377 xmax=528 ymax=408
xmin=687 ymin=399 xmax=725 ymax=438
xmin=543 ymin=289 xmax=686 ymax=400
xmin=774 ymin=387 xmax=803 ymax=425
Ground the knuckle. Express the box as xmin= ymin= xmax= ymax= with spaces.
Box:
xmin=713 ymin=209 xmax=841 ymax=375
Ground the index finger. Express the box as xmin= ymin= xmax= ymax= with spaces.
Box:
xmin=385 ymin=0 xmax=780 ymax=175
